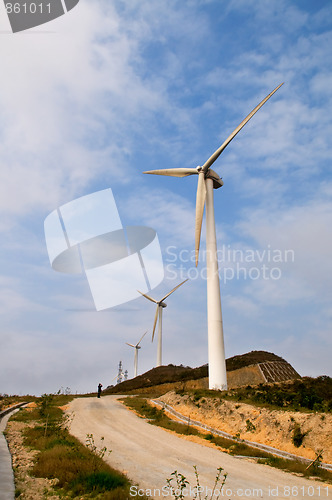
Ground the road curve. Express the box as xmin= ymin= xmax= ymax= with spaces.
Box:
xmin=68 ymin=396 xmax=331 ymax=500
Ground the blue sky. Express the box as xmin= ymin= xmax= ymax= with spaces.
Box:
xmin=0 ymin=0 xmax=331 ymax=395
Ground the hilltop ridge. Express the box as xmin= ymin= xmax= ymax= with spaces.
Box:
xmin=105 ymin=350 xmax=300 ymax=394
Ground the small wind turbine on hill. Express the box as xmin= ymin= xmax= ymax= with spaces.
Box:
xmin=138 ymin=279 xmax=188 ymax=367
xmin=125 ymin=331 xmax=147 ymax=378
xmin=144 ymin=83 xmax=284 ymax=390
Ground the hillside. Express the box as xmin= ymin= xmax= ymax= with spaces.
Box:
xmin=105 ymin=350 xmax=300 ymax=394
xmin=158 ymin=390 xmax=332 ymax=464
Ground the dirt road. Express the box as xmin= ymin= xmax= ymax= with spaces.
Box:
xmin=68 ymin=396 xmax=331 ymax=499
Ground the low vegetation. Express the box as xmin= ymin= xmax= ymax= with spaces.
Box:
xmin=9 ymin=393 xmax=146 ymax=499
xmin=224 ymin=376 xmax=332 ymax=412
xmin=177 ymin=376 xmax=332 ymax=413
xmin=121 ymin=396 xmax=203 ymax=437
xmin=0 ymin=394 xmax=35 ymax=412
xmin=292 ymin=423 xmax=309 ymax=448
xmin=257 ymin=453 xmax=331 ymax=482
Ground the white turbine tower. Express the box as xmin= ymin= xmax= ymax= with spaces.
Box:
xmin=144 ymin=84 xmax=284 ymax=390
xmin=125 ymin=331 xmax=147 ymax=378
xmin=138 ymin=279 xmax=188 ymax=367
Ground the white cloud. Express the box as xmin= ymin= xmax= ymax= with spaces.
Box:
xmin=118 ymin=186 xmax=197 ymax=249
xmin=234 ymin=194 xmax=332 ymax=304
xmin=0 ymin=276 xmax=44 ymax=315
xmin=224 ymin=294 xmax=260 ymax=317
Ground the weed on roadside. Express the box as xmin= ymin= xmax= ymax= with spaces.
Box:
xmin=166 ymin=465 xmax=227 ymax=499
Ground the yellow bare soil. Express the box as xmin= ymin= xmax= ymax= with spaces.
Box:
xmin=158 ymin=391 xmax=332 ymax=464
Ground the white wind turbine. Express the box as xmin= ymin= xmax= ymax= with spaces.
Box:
xmin=144 ymin=84 xmax=284 ymax=390
xmin=125 ymin=331 xmax=147 ymax=378
xmin=138 ymin=279 xmax=188 ymax=367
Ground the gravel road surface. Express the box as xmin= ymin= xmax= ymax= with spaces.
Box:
xmin=68 ymin=395 xmax=331 ymax=500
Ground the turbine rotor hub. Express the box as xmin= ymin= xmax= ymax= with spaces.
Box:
xmin=196 ymin=165 xmax=223 ymax=188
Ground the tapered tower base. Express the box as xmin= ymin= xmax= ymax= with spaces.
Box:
xmin=205 ymin=178 xmax=227 ymax=390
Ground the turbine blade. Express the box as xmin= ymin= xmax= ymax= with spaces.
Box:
xmin=152 ymin=305 xmax=159 ymax=342
xmin=137 ymin=330 xmax=147 ymax=346
xmin=137 ymin=290 xmax=158 ymax=304
xmin=202 ymin=83 xmax=284 ymax=171
xmin=144 ymin=168 xmax=198 ymax=177
xmin=195 ymin=172 xmax=206 ymax=266
xmin=160 ymin=278 xmax=189 ymax=303
xmin=125 ymin=343 xmax=135 ymax=348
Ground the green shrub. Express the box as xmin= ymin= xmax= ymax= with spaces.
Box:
xmin=70 ymin=471 xmax=127 ymax=494
xmin=246 ymin=419 xmax=256 ymax=432
xmin=292 ymin=424 xmax=308 ymax=447
xmin=225 ymin=376 xmax=332 ymax=412
xmin=45 ymin=437 xmax=76 ymax=449
xmin=39 ymin=393 xmax=54 ymax=417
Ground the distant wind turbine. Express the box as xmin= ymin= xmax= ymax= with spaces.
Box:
xmin=144 ymin=83 xmax=284 ymax=390
xmin=125 ymin=331 xmax=147 ymax=378
xmin=138 ymin=279 xmax=188 ymax=367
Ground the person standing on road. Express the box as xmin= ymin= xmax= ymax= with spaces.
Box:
xmin=97 ymin=383 xmax=103 ymax=398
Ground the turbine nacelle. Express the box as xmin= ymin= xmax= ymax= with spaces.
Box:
xmin=137 ymin=279 xmax=188 ymax=347
xmin=196 ymin=166 xmax=223 ymax=189
xmin=125 ymin=331 xmax=147 ymax=378
xmin=206 ymin=169 xmax=223 ymax=189
xmin=125 ymin=331 xmax=147 ymax=350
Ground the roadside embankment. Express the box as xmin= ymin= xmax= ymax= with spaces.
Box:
xmin=158 ymin=391 xmax=332 ymax=464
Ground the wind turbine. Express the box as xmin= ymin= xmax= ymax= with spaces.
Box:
xmin=144 ymin=83 xmax=284 ymax=390
xmin=138 ymin=279 xmax=188 ymax=367
xmin=125 ymin=331 xmax=147 ymax=378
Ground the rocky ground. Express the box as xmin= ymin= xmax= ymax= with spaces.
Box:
xmin=159 ymin=391 xmax=332 ymax=464
xmin=5 ymin=406 xmax=60 ymax=499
